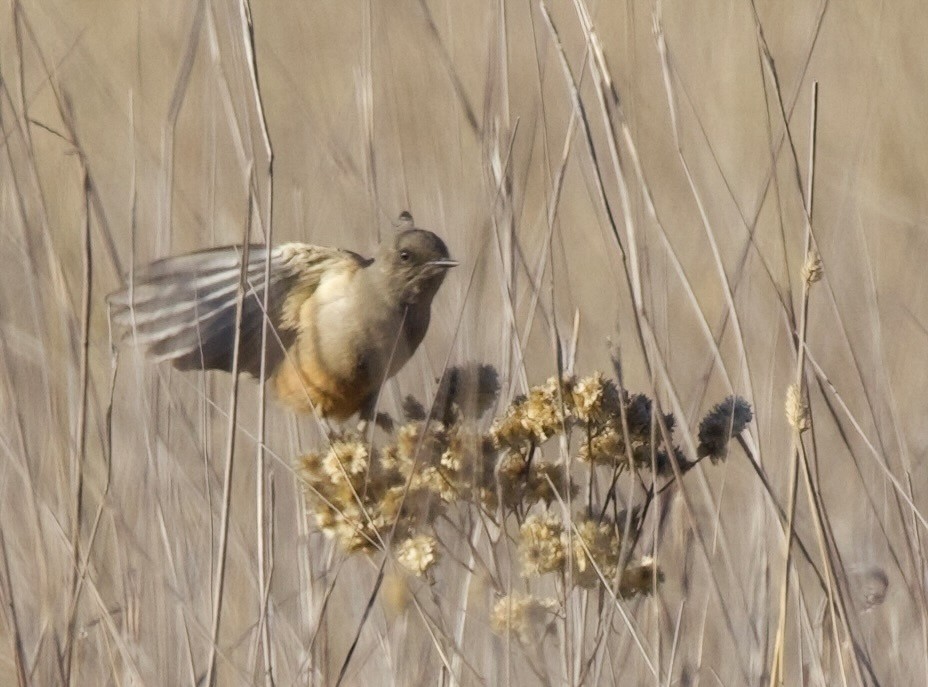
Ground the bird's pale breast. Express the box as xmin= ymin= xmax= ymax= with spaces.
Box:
xmin=272 ymin=267 xmax=416 ymax=419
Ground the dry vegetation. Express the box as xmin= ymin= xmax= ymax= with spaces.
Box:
xmin=1 ymin=0 xmax=926 ymax=685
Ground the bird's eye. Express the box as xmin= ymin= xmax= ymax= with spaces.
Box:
xmin=399 ymin=250 xmax=411 ymax=262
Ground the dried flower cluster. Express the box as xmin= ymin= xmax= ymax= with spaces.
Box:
xmin=295 ymin=365 xmax=751 ymax=634
xmin=491 ymin=373 xmax=682 ymax=475
xmin=618 ymin=556 xmax=664 ymax=598
xmin=697 ymin=396 xmax=754 ymax=461
xmin=396 ymin=534 xmax=440 ymax=577
xmin=785 ymin=383 xmax=810 ymax=432
xmin=519 ymin=514 xmax=567 ymax=576
xmin=296 ymin=420 xmax=494 ymax=565
xmin=572 ymin=518 xmax=621 ymax=588
xmin=802 ymin=249 xmax=824 ymax=284
xmin=518 ymin=514 xmax=622 ymax=588
xmin=490 ymin=593 xmax=558 ymax=644
xmin=516 ymin=513 xmax=659 ymax=594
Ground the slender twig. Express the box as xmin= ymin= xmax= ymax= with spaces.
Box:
xmin=63 ymin=135 xmax=91 ymax=685
xmin=768 ymin=81 xmax=831 ymax=687
xmin=204 ymin=188 xmax=254 ymax=687
xmin=236 ymin=0 xmax=277 ymax=683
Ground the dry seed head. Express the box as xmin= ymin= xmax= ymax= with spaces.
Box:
xmin=391 ymin=421 xmax=449 ymax=477
xmin=697 ymin=395 xmax=753 ymax=462
xmin=377 ymin=485 xmax=408 ymax=522
xmin=526 ymin=461 xmax=575 ymax=506
xmin=572 ymin=519 xmax=620 ymax=588
xmin=295 ymin=453 xmax=330 ymax=503
xmin=578 ymin=425 xmax=624 ymax=465
xmin=319 ymin=504 xmax=373 ymax=552
xmin=802 ymin=249 xmax=823 ymax=284
xmin=619 ymin=555 xmax=663 ymax=598
xmin=571 ymin=372 xmax=606 ymax=422
xmin=519 ymin=513 xmax=566 ymax=576
xmin=624 ymin=393 xmax=656 ymax=439
xmin=378 ymin=445 xmax=400 ymax=472
xmin=655 ymin=445 xmax=686 ymax=476
xmin=785 ymin=383 xmax=811 ymax=432
xmin=378 ymin=485 xmax=439 ymax=527
xmin=414 ymin=465 xmax=458 ymax=502
xmin=439 ymin=448 xmax=461 ymax=472
xmin=396 ymin=422 xmax=424 ymax=464
xmin=495 ymin=451 xmax=528 ymax=509
xmin=490 ymin=593 xmax=557 ymax=644
xmin=334 ymin=524 xmax=372 ymax=553
xmin=519 ymin=390 xmax=563 ymax=442
xmin=321 ymin=439 xmax=369 ymax=482
xmin=497 ymin=450 xmax=528 ymax=479
xmin=434 ymin=363 xmax=501 ymax=423
xmin=489 ymin=410 xmax=529 ymax=449
xmin=401 ymin=395 xmax=427 ymax=422
xmin=396 ymin=535 xmax=440 ymax=577
xmin=491 ymin=376 xmax=570 ymax=448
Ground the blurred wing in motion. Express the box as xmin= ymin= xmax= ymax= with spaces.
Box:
xmin=108 ymin=243 xmax=366 ymax=376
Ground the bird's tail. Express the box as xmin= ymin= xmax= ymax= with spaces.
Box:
xmin=108 ymin=245 xmax=295 ymax=376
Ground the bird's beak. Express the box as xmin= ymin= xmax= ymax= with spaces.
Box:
xmin=429 ymin=259 xmax=458 ymax=269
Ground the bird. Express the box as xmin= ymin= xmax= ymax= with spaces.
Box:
xmin=108 ymin=212 xmax=457 ymax=421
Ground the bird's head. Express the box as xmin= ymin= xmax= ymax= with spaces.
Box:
xmin=378 ymin=216 xmax=456 ymax=304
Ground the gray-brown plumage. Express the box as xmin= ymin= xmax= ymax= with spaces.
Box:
xmin=108 ymin=214 xmax=456 ymax=420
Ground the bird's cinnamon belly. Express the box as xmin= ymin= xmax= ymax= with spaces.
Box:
xmin=272 ymin=352 xmax=371 ymax=420
xmin=273 ymin=271 xmax=381 ymax=419
xmin=272 ymin=273 xmax=426 ymax=420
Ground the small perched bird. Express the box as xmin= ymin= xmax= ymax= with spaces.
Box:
xmin=109 ymin=212 xmax=456 ymax=421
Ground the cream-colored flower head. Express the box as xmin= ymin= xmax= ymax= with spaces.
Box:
xmin=526 ymin=461 xmax=574 ymax=506
xmin=519 ymin=513 xmax=566 ymax=576
xmin=396 ymin=535 xmax=440 ymax=577
xmin=802 ymin=249 xmax=823 ymax=285
xmin=785 ymin=384 xmax=810 ymax=432
xmin=490 ymin=593 xmax=557 ymax=644
xmin=572 ymin=519 xmax=620 ymax=588
xmin=491 ymin=376 xmax=570 ymax=448
xmin=578 ymin=425 xmax=624 ymax=465
xmin=322 ymin=438 xmax=369 ymax=482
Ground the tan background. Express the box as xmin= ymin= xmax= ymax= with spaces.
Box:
xmin=1 ymin=0 xmax=925 ymax=684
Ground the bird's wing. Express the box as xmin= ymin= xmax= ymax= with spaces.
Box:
xmin=108 ymin=243 xmax=368 ymax=376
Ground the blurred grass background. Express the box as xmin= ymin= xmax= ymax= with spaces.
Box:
xmin=1 ymin=0 xmax=927 ymax=684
